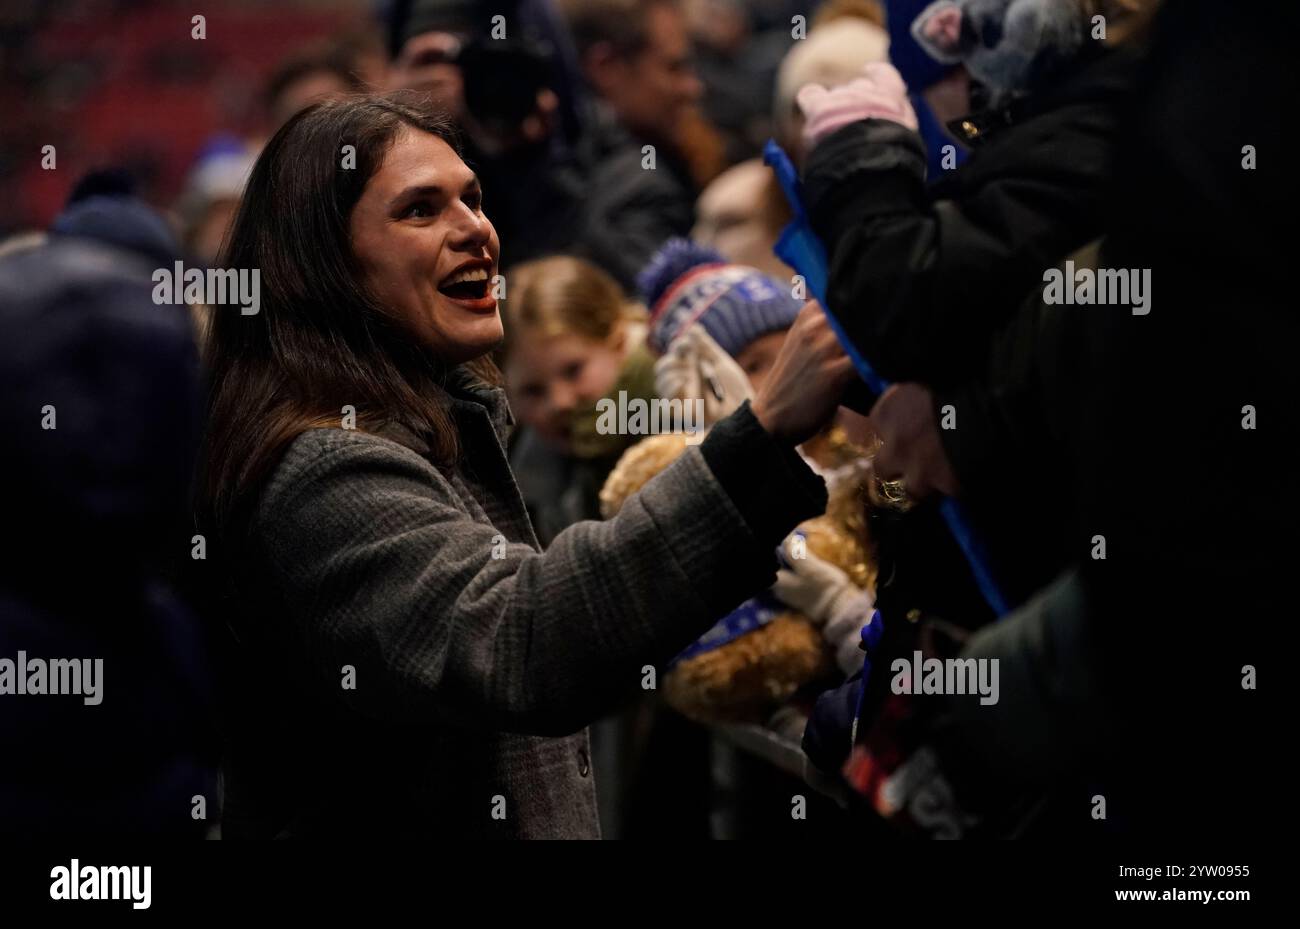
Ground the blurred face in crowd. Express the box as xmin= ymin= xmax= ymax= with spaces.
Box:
xmin=390 ymin=31 xmax=467 ymax=120
xmin=733 ymin=329 xmax=787 ymax=395
xmin=589 ymin=2 xmax=702 ymax=144
xmin=505 ymin=328 xmax=628 ymax=452
xmin=189 ymin=198 xmax=240 ymax=267
xmin=692 ymin=161 xmax=792 ymax=280
xmin=350 ymin=127 xmax=502 ymax=363
xmin=270 ymin=69 xmax=352 ymax=129
xmin=684 ymin=0 xmax=749 ymax=55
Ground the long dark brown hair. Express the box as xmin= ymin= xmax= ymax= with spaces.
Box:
xmin=197 ymin=92 xmax=498 ymax=540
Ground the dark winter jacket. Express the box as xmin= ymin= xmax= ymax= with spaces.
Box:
xmin=575 ymin=105 xmax=697 ymax=292
xmin=466 ymin=134 xmax=588 ymax=272
xmin=801 ymin=42 xmax=1146 ymax=622
xmin=927 ymin=0 xmax=1293 ymax=834
xmin=803 ymin=43 xmax=1144 ymax=388
xmin=218 ymin=381 xmax=825 ymax=839
xmin=0 ymin=236 xmax=215 ymax=837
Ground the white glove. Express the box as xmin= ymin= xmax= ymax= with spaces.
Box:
xmin=773 ymin=533 xmax=876 ymax=675
xmin=653 ymin=324 xmax=754 ymax=428
xmin=823 ymin=590 xmax=877 ymax=676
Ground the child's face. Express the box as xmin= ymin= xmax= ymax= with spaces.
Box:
xmin=733 ymin=329 xmax=789 ymax=395
xmin=505 ymin=330 xmax=626 ymax=452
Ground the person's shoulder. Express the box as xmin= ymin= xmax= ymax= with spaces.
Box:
xmin=280 ymin=424 xmax=431 ymax=469
xmin=259 ymin=427 xmax=442 ymax=517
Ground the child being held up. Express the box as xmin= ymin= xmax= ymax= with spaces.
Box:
xmin=638 ymin=239 xmax=880 ymax=679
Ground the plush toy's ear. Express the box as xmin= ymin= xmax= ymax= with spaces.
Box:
xmin=911 ymin=0 xmax=965 ymax=64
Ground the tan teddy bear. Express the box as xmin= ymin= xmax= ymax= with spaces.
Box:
xmin=600 ymin=429 xmax=875 ymax=724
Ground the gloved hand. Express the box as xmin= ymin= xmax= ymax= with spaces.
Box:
xmin=802 ymin=671 xmax=864 ymax=775
xmin=653 ymin=324 xmax=754 ymax=429
xmin=773 ymin=534 xmax=876 ymax=674
xmin=796 ymin=62 xmax=920 ymax=152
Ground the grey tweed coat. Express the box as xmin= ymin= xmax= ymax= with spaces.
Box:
xmin=219 ymin=369 xmax=825 ymax=839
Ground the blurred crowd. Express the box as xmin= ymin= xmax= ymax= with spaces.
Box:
xmin=1 ymin=0 xmax=1292 ymax=839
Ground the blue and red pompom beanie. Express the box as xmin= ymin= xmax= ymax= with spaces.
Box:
xmin=638 ymin=239 xmax=802 ymax=358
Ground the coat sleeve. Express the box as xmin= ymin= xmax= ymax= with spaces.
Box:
xmin=249 ymin=402 xmax=825 ymax=737
xmin=932 ymin=292 xmax=1055 ymax=494
xmin=928 ymin=289 xmax=1090 ymax=606
xmin=803 ymin=108 xmax=1114 ymax=387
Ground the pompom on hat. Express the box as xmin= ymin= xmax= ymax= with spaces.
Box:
xmin=639 ymin=238 xmax=802 ymax=358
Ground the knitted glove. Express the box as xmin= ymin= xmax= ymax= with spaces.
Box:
xmin=653 ymin=323 xmax=754 ymax=429
xmin=796 ymin=62 xmax=920 ymax=152
xmin=774 ymin=534 xmax=876 ymax=674
xmin=823 ymin=590 xmax=878 ymax=675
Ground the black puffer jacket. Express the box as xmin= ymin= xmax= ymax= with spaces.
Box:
xmin=803 ymin=43 xmax=1144 ymax=389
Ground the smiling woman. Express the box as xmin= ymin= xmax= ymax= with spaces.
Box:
xmin=201 ymin=95 xmax=496 ymax=511
xmin=195 ymin=92 xmax=856 ymax=839
xmin=348 ymin=126 xmax=503 ymax=362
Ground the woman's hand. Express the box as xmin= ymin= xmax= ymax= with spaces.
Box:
xmin=750 ymin=301 xmax=857 ymax=446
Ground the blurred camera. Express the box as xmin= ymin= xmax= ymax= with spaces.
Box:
xmin=457 ymin=36 xmax=556 ymax=135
